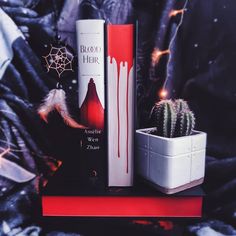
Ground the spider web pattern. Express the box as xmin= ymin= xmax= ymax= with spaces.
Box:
xmin=43 ymin=45 xmax=74 ymax=77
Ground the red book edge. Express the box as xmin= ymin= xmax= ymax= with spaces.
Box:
xmin=42 ymin=196 xmax=202 ymax=217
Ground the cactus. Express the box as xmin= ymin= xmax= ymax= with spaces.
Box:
xmin=150 ymin=100 xmax=176 ymax=138
xmin=175 ymin=109 xmax=195 ymax=137
xmin=174 ymin=99 xmax=189 ymax=113
xmin=149 ymin=99 xmax=195 ymax=138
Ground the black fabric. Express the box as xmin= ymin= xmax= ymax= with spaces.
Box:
xmin=0 ymin=0 xmax=236 ymax=235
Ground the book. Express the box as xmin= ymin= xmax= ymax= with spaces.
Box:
xmin=76 ymin=19 xmax=106 ymax=189
xmin=107 ymin=24 xmax=135 ymax=187
xmin=41 ymin=179 xmax=204 ymax=217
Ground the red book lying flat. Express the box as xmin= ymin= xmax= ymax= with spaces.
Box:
xmin=41 ymin=179 xmax=204 ymax=218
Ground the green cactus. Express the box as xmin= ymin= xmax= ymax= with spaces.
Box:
xmin=175 ymin=109 xmax=195 ymax=137
xmin=149 ymin=99 xmax=195 ymax=138
xmin=174 ymin=99 xmax=189 ymax=113
xmin=150 ymin=100 xmax=176 ymax=138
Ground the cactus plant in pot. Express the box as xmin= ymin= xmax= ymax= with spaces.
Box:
xmin=136 ymin=99 xmax=207 ymax=194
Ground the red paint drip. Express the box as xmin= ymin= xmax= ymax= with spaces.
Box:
xmin=126 ymin=67 xmax=129 ymax=173
xmin=117 ymin=67 xmax=120 ymax=158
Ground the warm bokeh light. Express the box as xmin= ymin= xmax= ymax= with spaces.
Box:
xmin=152 ymin=48 xmax=170 ymax=66
xmin=169 ymin=9 xmax=185 ymax=17
xmin=159 ymin=89 xmax=168 ymax=99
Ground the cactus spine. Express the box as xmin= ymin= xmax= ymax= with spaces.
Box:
xmin=175 ymin=110 xmax=195 ymax=137
xmin=174 ymin=99 xmax=189 ymax=113
xmin=151 ymin=100 xmax=176 ymax=138
xmin=150 ymin=99 xmax=195 ymax=138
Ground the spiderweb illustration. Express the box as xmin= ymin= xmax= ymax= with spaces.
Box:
xmin=43 ymin=45 xmax=74 ymax=77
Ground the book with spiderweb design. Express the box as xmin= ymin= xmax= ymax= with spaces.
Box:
xmin=76 ymin=19 xmax=106 ymax=190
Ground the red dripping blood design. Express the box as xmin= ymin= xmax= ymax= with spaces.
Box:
xmin=108 ymin=25 xmax=134 ymax=174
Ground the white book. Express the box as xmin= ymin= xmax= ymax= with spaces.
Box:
xmin=76 ymin=19 xmax=106 ymax=188
xmin=107 ymin=24 xmax=135 ymax=186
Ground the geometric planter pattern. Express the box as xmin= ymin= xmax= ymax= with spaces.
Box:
xmin=136 ymin=128 xmax=207 ymax=194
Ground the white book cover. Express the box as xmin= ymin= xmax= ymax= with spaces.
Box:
xmin=76 ymin=19 xmax=105 ymax=129
xmin=107 ymin=25 xmax=135 ymax=186
xmin=76 ymin=19 xmax=106 ymax=188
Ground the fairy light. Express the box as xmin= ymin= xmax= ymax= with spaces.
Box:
xmin=169 ymin=9 xmax=185 ymax=17
xmin=159 ymin=89 xmax=168 ymax=99
xmin=157 ymin=0 xmax=189 ymax=97
xmin=0 ymin=148 xmax=10 ymax=167
xmin=152 ymin=48 xmax=170 ymax=66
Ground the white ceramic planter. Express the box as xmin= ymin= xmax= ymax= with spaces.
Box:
xmin=136 ymin=128 xmax=207 ymax=194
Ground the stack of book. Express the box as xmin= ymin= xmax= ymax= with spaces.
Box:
xmin=41 ymin=20 xmax=204 ymax=218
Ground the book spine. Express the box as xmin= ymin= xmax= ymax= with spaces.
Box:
xmin=107 ymin=24 xmax=135 ymax=186
xmin=76 ymin=19 xmax=106 ymax=190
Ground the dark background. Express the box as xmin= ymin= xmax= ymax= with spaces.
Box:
xmin=1 ymin=0 xmax=236 ymax=235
